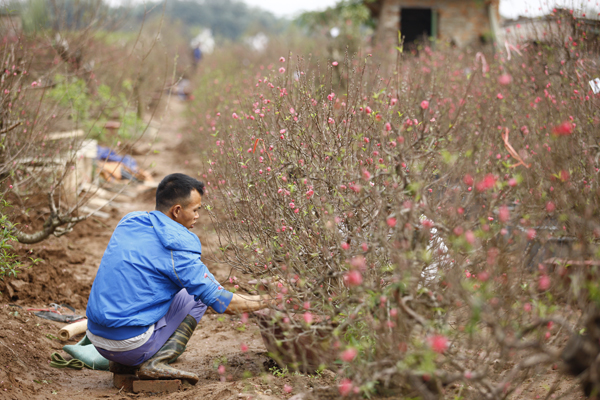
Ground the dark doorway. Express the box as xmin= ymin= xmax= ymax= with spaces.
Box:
xmin=400 ymin=8 xmax=432 ymax=44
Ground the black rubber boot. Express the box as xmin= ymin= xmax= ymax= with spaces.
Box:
xmin=137 ymin=315 xmax=199 ymax=384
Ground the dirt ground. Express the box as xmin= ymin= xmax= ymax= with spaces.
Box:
xmin=0 ymin=97 xmax=587 ymax=400
xmin=0 ymin=97 xmax=339 ymax=400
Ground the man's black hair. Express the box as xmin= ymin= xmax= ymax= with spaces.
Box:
xmin=156 ymin=173 xmax=205 ymax=211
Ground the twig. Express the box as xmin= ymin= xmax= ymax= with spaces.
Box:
xmin=399 ymin=296 xmax=428 ymax=326
xmin=0 ymin=121 xmax=22 ymax=135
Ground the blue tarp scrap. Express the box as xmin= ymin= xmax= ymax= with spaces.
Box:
xmin=96 ymin=145 xmax=138 ymax=172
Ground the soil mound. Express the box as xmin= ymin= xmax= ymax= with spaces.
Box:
xmin=0 ymin=214 xmax=119 ymax=309
xmin=0 ymin=255 xmax=90 ymax=309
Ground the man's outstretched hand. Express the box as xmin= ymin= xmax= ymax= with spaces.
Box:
xmin=223 ymin=293 xmax=275 ymax=314
xmin=207 ymin=276 xmax=294 ymax=315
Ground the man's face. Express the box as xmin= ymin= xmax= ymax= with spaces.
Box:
xmin=174 ymin=190 xmax=202 ymax=229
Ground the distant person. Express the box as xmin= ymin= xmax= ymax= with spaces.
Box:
xmin=192 ymin=46 xmax=202 ymax=69
xmin=85 ymin=173 xmax=273 ymax=384
xmin=177 ymin=76 xmax=192 ymax=100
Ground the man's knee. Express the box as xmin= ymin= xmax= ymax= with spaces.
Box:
xmin=188 ymin=301 xmax=207 ymax=323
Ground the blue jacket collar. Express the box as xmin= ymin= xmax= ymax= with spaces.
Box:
xmin=149 ymin=210 xmax=202 ymax=254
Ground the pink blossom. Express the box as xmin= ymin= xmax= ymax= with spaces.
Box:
xmin=390 ymin=98 xmax=398 ymax=106
xmin=31 ymin=81 xmax=38 ymax=87
xmin=350 ymin=255 xmax=366 ymax=270
xmin=283 ymin=384 xmax=293 ymax=393
xmin=341 ymin=242 xmax=350 ymax=250
xmin=552 ymin=121 xmax=574 ymax=136
xmin=384 ymin=122 xmax=392 ymax=131
xmin=420 ymin=100 xmax=429 ymax=110
xmin=362 ymin=170 xmax=371 ymax=180
xmin=421 ymin=219 xmax=434 ymax=229
xmin=232 ymin=112 xmax=239 ymax=119
xmin=476 ymin=174 xmax=496 ymax=192
xmin=332 ymin=61 xmax=338 ymax=66
xmin=289 ymin=202 xmax=295 ymax=208
xmin=508 ymin=178 xmax=517 ymax=187
xmin=361 ymin=242 xmax=368 ymax=252
xmin=344 ymin=270 xmax=363 ymax=286
xmin=387 ymin=217 xmax=397 ymax=227
xmin=498 ymin=205 xmax=510 ymax=223
xmin=477 ymin=271 xmax=490 ymax=282
xmin=465 ymin=230 xmax=475 ymax=245
xmin=497 ymin=93 xmax=504 ymax=99
xmin=328 ymin=93 xmax=335 ymax=101
xmin=498 ymin=74 xmax=512 ymax=85
xmin=350 ymin=183 xmax=362 ymax=193
xmin=365 ymin=106 xmax=372 ymax=114
xmin=527 ymin=228 xmax=536 ymax=240
xmin=428 ymin=334 xmax=449 ymax=353
xmin=463 ymin=174 xmax=473 ymax=185
xmin=546 ymin=201 xmax=555 ymax=212
xmin=523 ymin=303 xmax=532 ymax=312
xmin=303 ymin=312 xmax=313 ymax=324
xmin=280 ymin=128 xmax=286 ymax=134
xmin=341 ymin=348 xmax=358 ymax=362
xmin=279 ymin=67 xmax=285 ymax=73
xmin=240 ymin=343 xmax=249 ymax=352
xmin=218 ymin=365 xmax=226 ymax=374
xmin=538 ymin=275 xmax=551 ymax=291
xmin=328 ymin=117 xmax=335 ymax=124
xmin=279 ymin=56 xmax=285 ymax=62
xmin=339 ymin=379 xmax=353 ymax=396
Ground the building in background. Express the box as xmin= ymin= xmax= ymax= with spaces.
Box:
xmin=503 ymin=8 xmax=600 ymax=49
xmin=365 ymin=0 xmax=501 ymax=48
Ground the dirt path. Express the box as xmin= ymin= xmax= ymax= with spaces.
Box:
xmin=0 ymin=97 xmax=333 ymax=400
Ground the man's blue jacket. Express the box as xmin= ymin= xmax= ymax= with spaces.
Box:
xmin=86 ymin=210 xmax=233 ymax=340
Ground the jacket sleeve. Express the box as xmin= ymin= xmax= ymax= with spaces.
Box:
xmin=168 ymin=250 xmax=233 ymax=313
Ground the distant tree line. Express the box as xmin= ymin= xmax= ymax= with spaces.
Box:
xmin=4 ymin=0 xmax=115 ymax=32
xmin=3 ymin=0 xmax=286 ymax=41
xmin=124 ymin=0 xmax=286 ymax=41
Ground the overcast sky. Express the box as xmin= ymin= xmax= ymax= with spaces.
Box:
xmin=239 ymin=0 xmax=600 ymax=19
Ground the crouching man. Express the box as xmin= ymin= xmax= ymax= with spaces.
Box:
xmin=86 ymin=173 xmax=271 ymax=384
